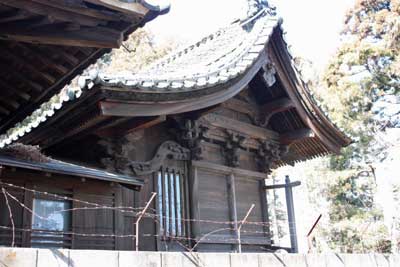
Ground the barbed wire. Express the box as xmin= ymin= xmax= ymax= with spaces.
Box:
xmin=0 ymin=181 xmax=301 ymax=227
xmin=1 ymin=180 xmax=391 ymax=253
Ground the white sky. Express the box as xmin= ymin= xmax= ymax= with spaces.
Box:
xmin=145 ymin=0 xmax=355 ymax=70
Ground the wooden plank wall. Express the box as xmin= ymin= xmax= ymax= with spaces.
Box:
xmin=0 ymin=168 xmax=138 ymax=250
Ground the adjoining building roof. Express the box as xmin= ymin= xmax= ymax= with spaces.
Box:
xmin=0 ymin=2 xmax=351 ymax=165
xmin=0 ymin=0 xmax=169 ymax=137
xmin=0 ymin=154 xmax=143 ymax=190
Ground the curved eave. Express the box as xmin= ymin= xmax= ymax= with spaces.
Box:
xmin=98 ymin=50 xmax=269 ymax=116
xmin=268 ymin=28 xmax=352 ymax=155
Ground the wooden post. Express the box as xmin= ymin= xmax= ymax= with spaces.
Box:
xmin=135 ymin=192 xmax=157 ymax=251
xmin=285 ymin=175 xmax=298 ymax=253
xmin=237 ymin=204 xmax=255 ymax=253
xmin=227 ymin=173 xmax=238 ymax=252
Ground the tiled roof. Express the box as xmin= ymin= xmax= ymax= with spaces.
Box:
xmin=100 ymin=9 xmax=280 ymax=92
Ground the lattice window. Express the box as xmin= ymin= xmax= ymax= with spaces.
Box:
xmin=156 ymin=167 xmax=187 ymax=239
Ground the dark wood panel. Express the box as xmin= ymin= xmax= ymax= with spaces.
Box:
xmin=197 ymin=169 xmax=230 ymax=234
xmin=235 ymin=176 xmax=268 ymax=241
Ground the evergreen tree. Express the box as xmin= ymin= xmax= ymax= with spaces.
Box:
xmin=320 ymin=0 xmax=400 ymax=169
xmin=303 ymin=0 xmax=399 ymax=252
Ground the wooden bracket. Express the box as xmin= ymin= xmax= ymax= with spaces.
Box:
xmin=256 ymin=97 xmax=294 ymax=127
xmin=128 ymin=140 xmax=190 ymax=175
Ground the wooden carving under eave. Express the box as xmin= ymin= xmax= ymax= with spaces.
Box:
xmin=128 ymin=141 xmax=190 ymax=175
xmin=256 ymin=140 xmax=289 ymax=174
xmin=177 ymin=119 xmax=209 ymax=160
xmin=222 ymin=130 xmax=246 ymax=168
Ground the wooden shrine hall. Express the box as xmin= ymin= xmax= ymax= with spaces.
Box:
xmin=0 ymin=1 xmax=351 ymax=252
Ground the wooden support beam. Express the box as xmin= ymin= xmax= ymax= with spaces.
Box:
xmin=227 ymin=173 xmax=238 ymax=251
xmin=0 ymin=97 xmax=19 ymax=110
xmin=0 ymin=0 xmax=107 ymax=27
xmin=0 ymin=105 xmax=10 ymax=115
xmin=84 ymin=0 xmax=148 ymax=17
xmin=221 ymin=98 xmax=258 ymax=118
xmin=280 ymin=128 xmax=315 ymax=145
xmin=285 ymin=176 xmax=299 ymax=253
xmin=95 ymin=115 xmax=166 ymax=137
xmin=0 ymin=47 xmax=56 ymax=84
xmin=0 ymin=9 xmax=32 ymax=23
xmin=44 ymin=46 xmax=80 ymax=66
xmin=0 ymin=26 xmax=123 ymax=48
xmin=264 ymin=180 xmax=301 ymax=190
xmin=0 ymin=78 xmax=31 ymax=101
xmin=0 ymin=63 xmax=44 ymax=92
xmin=201 ymin=113 xmax=279 ymax=141
xmin=14 ymin=43 xmax=68 ymax=75
xmin=258 ymin=97 xmax=295 ymax=127
xmin=31 ymin=0 xmax=122 ymax=22
xmin=261 ymin=97 xmax=294 ymax=115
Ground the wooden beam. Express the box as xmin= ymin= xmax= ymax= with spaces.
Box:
xmin=264 ymin=181 xmax=301 ymax=190
xmin=257 ymin=97 xmax=295 ymax=127
xmin=0 ymin=9 xmax=32 ymax=23
xmin=0 ymin=97 xmax=19 ymax=110
xmin=0 ymin=78 xmax=31 ymax=101
xmin=14 ymin=43 xmax=68 ymax=75
xmin=0 ymin=105 xmax=10 ymax=115
xmin=0 ymin=62 xmax=44 ymax=92
xmin=44 ymin=46 xmax=79 ymax=66
xmin=84 ymin=0 xmax=148 ymax=17
xmin=0 ymin=26 xmax=123 ymax=48
xmin=192 ymin=160 xmax=267 ymax=179
xmin=95 ymin=115 xmax=166 ymax=137
xmin=221 ymin=98 xmax=258 ymax=118
xmin=261 ymin=97 xmax=294 ymax=115
xmin=1 ymin=47 xmax=56 ymax=84
xmin=0 ymin=0 xmax=107 ymax=27
xmin=227 ymin=173 xmax=238 ymax=250
xmin=32 ymin=0 xmax=122 ymax=22
xmin=201 ymin=113 xmax=279 ymax=141
xmin=280 ymin=128 xmax=315 ymax=145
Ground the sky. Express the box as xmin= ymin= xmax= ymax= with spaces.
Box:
xmin=145 ymin=0 xmax=355 ymax=71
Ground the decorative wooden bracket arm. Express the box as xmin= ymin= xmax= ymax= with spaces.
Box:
xmin=256 ymin=97 xmax=295 ymax=127
xmin=128 ymin=140 xmax=190 ymax=175
xmin=222 ymin=130 xmax=246 ymax=167
xmin=256 ymin=140 xmax=289 ymax=174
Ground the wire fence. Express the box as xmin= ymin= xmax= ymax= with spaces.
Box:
xmin=0 ymin=181 xmax=298 ymax=253
xmin=2 ymin=180 xmax=392 ymax=254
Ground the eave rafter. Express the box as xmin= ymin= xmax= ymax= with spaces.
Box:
xmin=279 ymin=128 xmax=314 ymax=145
xmin=268 ymin=30 xmax=351 ymax=154
xmin=0 ymin=0 xmax=152 ymax=48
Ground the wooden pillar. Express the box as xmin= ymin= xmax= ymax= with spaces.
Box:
xmin=114 ymin=186 xmax=123 ymax=250
xmin=189 ymin=164 xmax=200 ymax=249
xmin=259 ymin=179 xmax=270 ymax=238
xmin=285 ymin=175 xmax=298 ymax=253
xmin=21 ymin=182 xmax=33 ymax=247
xmin=227 ymin=173 xmax=238 ymax=252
